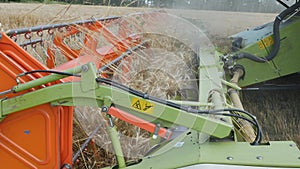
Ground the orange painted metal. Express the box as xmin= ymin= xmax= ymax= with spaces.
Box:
xmin=0 ymin=32 xmax=73 ymax=168
xmin=0 ymin=104 xmax=61 ymax=169
xmin=108 ymin=107 xmax=172 ymax=140
xmin=0 ymin=11 xmax=167 ymax=168
xmin=0 ymin=20 xmax=142 ymax=168
xmin=46 ymin=19 xmax=139 ymax=70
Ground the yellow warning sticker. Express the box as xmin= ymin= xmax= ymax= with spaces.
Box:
xmin=258 ymin=36 xmax=274 ymax=49
xmin=131 ymin=97 xmax=154 ymax=114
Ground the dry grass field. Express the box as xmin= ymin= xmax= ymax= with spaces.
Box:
xmin=0 ymin=3 xmax=277 ymax=35
xmin=0 ymin=2 xmax=299 ymax=168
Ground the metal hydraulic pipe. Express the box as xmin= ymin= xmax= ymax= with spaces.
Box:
xmin=228 ymin=69 xmax=244 ymax=110
xmin=19 ymin=39 xmax=43 ymax=47
xmin=0 ymin=89 xmax=13 ymax=96
xmin=12 ymin=65 xmax=83 ymax=93
xmin=167 ymin=100 xmax=213 ymax=107
xmin=6 ymin=16 xmax=120 ymax=36
xmin=72 ymin=123 xmax=103 ymax=164
xmin=228 ymin=69 xmax=256 ymax=142
xmin=106 ymin=114 xmax=126 ymax=168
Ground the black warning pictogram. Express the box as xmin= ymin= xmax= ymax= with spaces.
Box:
xmin=143 ymin=102 xmax=153 ymax=111
xmin=132 ymin=100 xmax=142 ymax=110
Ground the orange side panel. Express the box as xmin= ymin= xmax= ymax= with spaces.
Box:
xmin=0 ymin=104 xmax=59 ymax=169
xmin=59 ymin=106 xmax=73 ymax=165
xmin=0 ymin=32 xmax=73 ymax=168
xmin=0 ymin=35 xmax=48 ymax=80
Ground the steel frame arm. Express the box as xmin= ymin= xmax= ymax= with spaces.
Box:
xmin=0 ymin=62 xmax=232 ymax=139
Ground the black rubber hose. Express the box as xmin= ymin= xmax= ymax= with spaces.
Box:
xmin=96 ymin=77 xmax=262 ymax=144
xmin=19 ymin=70 xmax=81 ymax=77
xmin=236 ymin=1 xmax=300 ymax=63
xmin=276 ymin=0 xmax=290 ymax=9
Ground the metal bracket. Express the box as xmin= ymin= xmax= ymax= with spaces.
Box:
xmin=0 ymin=97 xmax=7 ymax=122
xmin=80 ymin=63 xmax=98 ymax=92
xmin=221 ymin=79 xmax=241 ymax=90
xmin=0 ymin=99 xmax=3 ymax=122
xmin=153 ymin=123 xmax=161 ymax=139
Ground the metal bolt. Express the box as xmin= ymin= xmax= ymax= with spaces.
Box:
xmin=81 ymin=65 xmax=89 ymax=72
xmin=101 ymin=106 xmax=109 ymax=113
xmin=152 ymin=123 xmax=160 ymax=139
xmin=256 ymin=156 xmax=263 ymax=160
xmin=24 ymin=130 xmax=30 ymax=135
xmin=298 ymin=157 xmax=300 ymax=160
xmin=226 ymin=156 xmax=233 ymax=160
xmin=289 ymin=144 xmax=296 ymax=147
xmin=61 ymin=164 xmax=72 ymax=169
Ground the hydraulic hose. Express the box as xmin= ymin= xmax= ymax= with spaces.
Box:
xmin=236 ymin=1 xmax=300 ymax=63
xmin=96 ymin=77 xmax=262 ymax=144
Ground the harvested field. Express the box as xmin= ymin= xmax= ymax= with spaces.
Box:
xmin=0 ymin=2 xmax=299 ymax=168
xmin=0 ymin=3 xmax=276 ymax=36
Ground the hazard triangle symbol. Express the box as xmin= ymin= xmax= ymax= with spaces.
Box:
xmin=132 ymin=100 xmax=142 ymax=110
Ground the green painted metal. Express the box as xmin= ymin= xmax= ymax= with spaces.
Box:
xmin=167 ymin=100 xmax=214 ymax=107
xmin=125 ymin=130 xmax=201 ymax=169
xmin=1 ymin=81 xmax=233 ymax=138
xmin=197 ymin=49 xmax=234 ymax=142
xmin=199 ymin=141 xmax=300 ymax=167
xmin=13 ymin=65 xmax=83 ymax=93
xmin=0 ymin=63 xmax=233 ymax=138
xmin=231 ymin=16 xmax=300 ymax=87
xmin=107 ymin=115 xmax=126 ymax=168
xmin=80 ymin=63 xmax=98 ymax=92
xmin=221 ymin=79 xmax=241 ymax=90
xmin=122 ymin=131 xmax=300 ymax=169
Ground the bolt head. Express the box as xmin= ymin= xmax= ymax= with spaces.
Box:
xmin=101 ymin=106 xmax=108 ymax=112
xmin=256 ymin=156 xmax=263 ymax=160
xmin=226 ymin=156 xmax=233 ymax=160
xmin=81 ymin=65 xmax=89 ymax=72
xmin=289 ymin=144 xmax=296 ymax=147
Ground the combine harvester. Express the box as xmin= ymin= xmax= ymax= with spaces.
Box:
xmin=0 ymin=0 xmax=300 ymax=168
